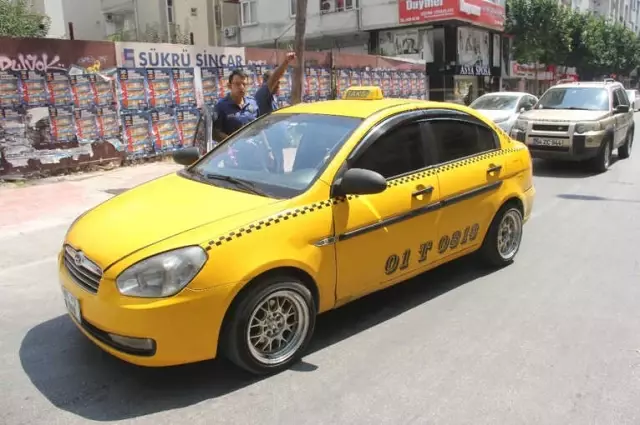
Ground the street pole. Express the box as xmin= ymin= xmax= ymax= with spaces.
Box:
xmin=290 ymin=0 xmax=307 ymax=105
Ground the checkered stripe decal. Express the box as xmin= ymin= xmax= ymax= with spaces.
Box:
xmin=205 ymin=147 xmax=521 ymax=250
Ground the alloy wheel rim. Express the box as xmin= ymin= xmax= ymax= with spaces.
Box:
xmin=497 ymin=210 xmax=523 ymax=260
xmin=246 ymin=289 xmax=310 ymax=365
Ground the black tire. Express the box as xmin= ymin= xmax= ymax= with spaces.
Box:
xmin=589 ymin=138 xmax=612 ymax=173
xmin=478 ymin=204 xmax=524 ymax=268
xmin=222 ymin=276 xmax=316 ymax=375
xmin=618 ymin=128 xmax=633 ymax=159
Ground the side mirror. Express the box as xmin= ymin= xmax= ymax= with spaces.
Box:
xmin=173 ymin=146 xmax=200 ymax=166
xmin=615 ymin=104 xmax=630 ymax=113
xmin=333 ymin=168 xmax=387 ymax=197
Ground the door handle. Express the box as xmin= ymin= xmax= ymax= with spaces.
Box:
xmin=412 ymin=185 xmax=434 ymax=197
xmin=487 ymin=164 xmax=502 ymax=174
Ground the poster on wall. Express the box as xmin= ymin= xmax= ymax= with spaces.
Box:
xmin=121 ymin=111 xmax=152 ymax=156
xmin=93 ymin=75 xmax=115 ymax=107
xmin=96 ymin=105 xmax=121 ymax=144
xmin=48 ymin=106 xmax=76 ymax=143
xmin=318 ymin=68 xmax=331 ymax=99
xmin=304 ymin=68 xmax=317 ymax=102
xmin=492 ymin=34 xmax=501 ymax=68
xmin=20 ymin=70 xmax=48 ymax=107
xmin=69 ymin=75 xmax=95 ymax=109
xmin=45 ymin=70 xmax=73 ymax=106
xmin=337 ymin=69 xmax=350 ymax=97
xmin=379 ymin=29 xmax=423 ymax=60
xmin=74 ymin=108 xmax=99 ymax=143
xmin=175 ymin=108 xmax=200 ymax=146
xmin=150 ymin=109 xmax=180 ymax=151
xmin=457 ymin=27 xmax=490 ymax=67
xmin=0 ymin=107 xmax=25 ymax=138
xmin=0 ymin=71 xmax=22 ymax=108
xmin=146 ymin=68 xmax=173 ymax=108
xmin=171 ymin=68 xmax=197 ymax=107
xmin=117 ymin=68 xmax=148 ymax=110
xmin=201 ymin=67 xmax=226 ymax=104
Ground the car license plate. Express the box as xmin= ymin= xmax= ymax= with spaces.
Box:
xmin=62 ymin=288 xmax=81 ymax=323
xmin=530 ymin=137 xmax=565 ymax=147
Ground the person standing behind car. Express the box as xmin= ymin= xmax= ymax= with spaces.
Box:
xmin=254 ymin=52 xmax=296 ymax=172
xmin=255 ymin=52 xmax=296 ymax=117
xmin=212 ymin=68 xmax=259 ymax=143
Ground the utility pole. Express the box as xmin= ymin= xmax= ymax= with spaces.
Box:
xmin=290 ymin=0 xmax=308 ymax=104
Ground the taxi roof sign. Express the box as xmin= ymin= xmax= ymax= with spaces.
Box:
xmin=342 ymin=86 xmax=384 ymax=100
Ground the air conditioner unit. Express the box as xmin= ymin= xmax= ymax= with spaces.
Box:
xmin=224 ymin=26 xmax=237 ymax=37
xmin=320 ymin=0 xmax=335 ymax=13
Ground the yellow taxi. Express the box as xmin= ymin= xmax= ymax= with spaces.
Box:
xmin=59 ymin=86 xmax=535 ymax=375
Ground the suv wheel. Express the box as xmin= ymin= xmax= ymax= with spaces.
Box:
xmin=618 ymin=128 xmax=634 ymax=159
xmin=590 ymin=138 xmax=612 ymax=173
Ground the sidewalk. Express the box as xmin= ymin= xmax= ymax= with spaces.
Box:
xmin=0 ymin=162 xmax=182 ymax=239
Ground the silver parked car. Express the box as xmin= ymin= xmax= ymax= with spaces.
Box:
xmin=626 ymin=89 xmax=638 ymax=111
xmin=469 ymin=91 xmax=539 ymax=133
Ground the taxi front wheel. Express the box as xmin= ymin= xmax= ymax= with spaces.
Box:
xmin=479 ymin=205 xmax=524 ymax=267
xmin=222 ymin=277 xmax=317 ymax=375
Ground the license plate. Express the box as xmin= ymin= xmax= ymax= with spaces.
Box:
xmin=530 ymin=137 xmax=565 ymax=147
xmin=62 ymin=288 xmax=81 ymax=323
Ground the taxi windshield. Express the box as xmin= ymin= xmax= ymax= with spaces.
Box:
xmin=187 ymin=113 xmax=362 ymax=198
xmin=537 ymin=87 xmax=609 ymax=111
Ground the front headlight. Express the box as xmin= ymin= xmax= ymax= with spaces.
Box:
xmin=116 ymin=246 xmax=208 ymax=298
xmin=575 ymin=122 xmax=602 ymax=133
xmin=514 ymin=119 xmax=528 ymax=131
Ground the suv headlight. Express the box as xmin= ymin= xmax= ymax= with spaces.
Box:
xmin=116 ymin=246 xmax=208 ymax=298
xmin=514 ymin=119 xmax=528 ymax=131
xmin=575 ymin=122 xmax=602 ymax=133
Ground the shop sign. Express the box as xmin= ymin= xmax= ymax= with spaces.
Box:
xmin=459 ymin=64 xmax=491 ymax=76
xmin=398 ymin=0 xmax=505 ymax=31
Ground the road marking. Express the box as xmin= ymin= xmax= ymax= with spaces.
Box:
xmin=0 ymin=256 xmax=58 ymax=278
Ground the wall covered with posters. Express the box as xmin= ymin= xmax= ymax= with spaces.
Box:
xmin=0 ymin=38 xmax=427 ymax=178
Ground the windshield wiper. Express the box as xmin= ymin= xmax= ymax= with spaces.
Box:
xmin=205 ymin=173 xmax=268 ymax=196
xmin=563 ymin=107 xmax=590 ymax=110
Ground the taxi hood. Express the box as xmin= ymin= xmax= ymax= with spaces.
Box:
xmin=65 ymin=172 xmax=282 ymax=269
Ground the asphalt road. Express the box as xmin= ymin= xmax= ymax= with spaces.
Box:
xmin=2 ymin=118 xmax=640 ymax=425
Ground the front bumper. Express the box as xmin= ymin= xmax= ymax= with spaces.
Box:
xmin=511 ymin=123 xmax=606 ymax=161
xmin=58 ymin=253 xmax=236 ymax=367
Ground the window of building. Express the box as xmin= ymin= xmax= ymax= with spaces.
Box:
xmin=240 ymin=0 xmax=257 ymax=26
xmin=166 ymin=0 xmax=174 ymax=23
xmin=428 ymin=120 xmax=497 ymax=163
xmin=351 ymin=122 xmax=427 ymax=179
xmin=290 ymin=0 xmax=296 ymax=16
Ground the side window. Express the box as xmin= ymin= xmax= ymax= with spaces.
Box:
xmin=616 ymin=89 xmax=629 ymax=106
xmin=515 ymin=98 xmax=527 ymax=111
xmin=526 ymin=96 xmax=538 ymax=109
xmin=612 ymin=90 xmax=621 ymax=108
xmin=351 ymin=122 xmax=427 ymax=179
xmin=429 ymin=119 xmax=497 ymax=163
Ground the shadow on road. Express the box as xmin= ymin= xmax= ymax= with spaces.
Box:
xmin=20 ymin=256 xmax=493 ymax=422
xmin=557 ymin=193 xmax=640 ymax=203
xmin=103 ymin=188 xmax=128 ymax=196
xmin=531 ymin=157 xmax=620 ymax=178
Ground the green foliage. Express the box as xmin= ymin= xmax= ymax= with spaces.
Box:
xmin=506 ymin=0 xmax=640 ymax=78
xmin=0 ymin=0 xmax=50 ymax=38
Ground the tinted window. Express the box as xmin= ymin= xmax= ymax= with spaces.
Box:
xmin=429 ymin=120 xmax=497 ymax=163
xmin=537 ymin=87 xmax=609 ymax=111
xmin=352 ymin=122 xmax=427 ymax=179
xmin=615 ymin=89 xmax=629 ymax=106
xmin=188 ymin=113 xmax=362 ymax=198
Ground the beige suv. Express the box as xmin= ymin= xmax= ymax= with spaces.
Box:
xmin=510 ymin=80 xmax=634 ymax=172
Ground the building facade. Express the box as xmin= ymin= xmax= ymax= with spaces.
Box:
xmin=235 ymin=0 xmax=507 ymax=102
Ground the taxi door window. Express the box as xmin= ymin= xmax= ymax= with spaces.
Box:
xmin=428 ymin=119 xmax=497 ymax=164
xmin=351 ymin=122 xmax=428 ymax=179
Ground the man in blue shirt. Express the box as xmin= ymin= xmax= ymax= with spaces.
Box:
xmin=255 ymin=52 xmax=296 ymax=117
xmin=213 ymin=68 xmax=260 ymax=142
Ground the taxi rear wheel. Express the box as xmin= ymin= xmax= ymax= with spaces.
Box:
xmin=222 ymin=277 xmax=316 ymax=375
xmin=479 ymin=204 xmax=523 ymax=267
